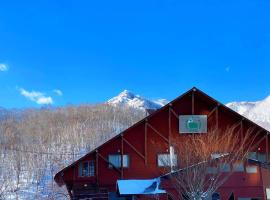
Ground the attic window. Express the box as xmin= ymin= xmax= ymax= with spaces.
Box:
xmin=79 ymin=161 xmax=95 ymax=177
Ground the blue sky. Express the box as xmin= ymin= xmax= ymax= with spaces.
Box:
xmin=0 ymin=0 xmax=269 ymax=108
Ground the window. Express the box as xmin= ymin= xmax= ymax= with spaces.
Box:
xmin=157 ymin=154 xmax=177 ymax=167
xmin=219 ymin=163 xmax=231 ymax=172
xmin=258 ymin=153 xmax=266 ymax=162
xmin=246 ymin=165 xmax=258 ymax=173
xmin=266 ymin=188 xmax=270 ymax=200
xmin=211 ymin=153 xmax=228 ymax=159
xmin=207 ymin=167 xmax=218 ymax=174
xmin=233 ymin=162 xmax=244 ymax=172
xmin=79 ymin=160 xmax=95 ymax=177
xmin=108 ymin=154 xmax=129 ymax=168
xmin=247 ymin=152 xmax=257 ymax=160
xmin=212 ymin=193 xmax=220 ymax=200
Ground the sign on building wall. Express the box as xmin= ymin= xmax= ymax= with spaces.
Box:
xmin=179 ymin=115 xmax=207 ymax=133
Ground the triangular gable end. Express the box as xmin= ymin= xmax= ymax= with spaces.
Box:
xmin=54 ymin=87 xmax=270 ymax=186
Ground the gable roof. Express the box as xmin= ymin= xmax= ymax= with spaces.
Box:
xmin=54 ymin=87 xmax=270 ymax=186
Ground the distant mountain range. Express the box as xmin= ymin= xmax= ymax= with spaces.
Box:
xmin=226 ymin=96 xmax=270 ymax=131
xmin=108 ymin=90 xmax=270 ymax=131
xmin=107 ymin=90 xmax=168 ymax=111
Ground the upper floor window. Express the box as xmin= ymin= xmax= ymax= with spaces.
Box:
xmin=207 ymin=167 xmax=218 ymax=174
xmin=79 ymin=160 xmax=95 ymax=177
xmin=212 ymin=192 xmax=220 ymax=200
xmin=266 ymin=188 xmax=270 ymax=200
xmin=219 ymin=163 xmax=231 ymax=172
xmin=108 ymin=154 xmax=129 ymax=168
xmin=258 ymin=153 xmax=266 ymax=162
xmin=157 ymin=154 xmax=178 ymax=167
xmin=247 ymin=152 xmax=266 ymax=163
xmin=247 ymin=152 xmax=257 ymax=160
xmin=246 ymin=165 xmax=258 ymax=174
xmin=233 ymin=162 xmax=244 ymax=172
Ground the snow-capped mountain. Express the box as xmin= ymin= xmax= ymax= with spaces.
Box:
xmin=108 ymin=90 xmax=270 ymax=131
xmin=226 ymin=95 xmax=270 ymax=131
xmin=107 ymin=90 xmax=168 ymax=111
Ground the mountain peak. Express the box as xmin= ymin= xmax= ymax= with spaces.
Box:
xmin=118 ymin=90 xmax=136 ymax=99
xmin=107 ymin=90 xmax=168 ymax=111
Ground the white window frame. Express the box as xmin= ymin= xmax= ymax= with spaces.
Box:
xmin=247 ymin=152 xmax=257 ymax=160
xmin=78 ymin=160 xmax=95 ymax=177
xmin=246 ymin=165 xmax=258 ymax=173
xmin=233 ymin=162 xmax=244 ymax=172
xmin=219 ymin=163 xmax=231 ymax=172
xmin=207 ymin=167 xmax=218 ymax=174
xmin=157 ymin=153 xmax=177 ymax=167
xmin=258 ymin=153 xmax=266 ymax=162
xmin=108 ymin=154 xmax=129 ymax=168
xmin=266 ymin=188 xmax=270 ymax=200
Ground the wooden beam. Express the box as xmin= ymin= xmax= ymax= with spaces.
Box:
xmin=169 ymin=105 xmax=172 ymax=146
xmin=145 ymin=121 xmax=148 ymax=165
xmin=267 ymin=133 xmax=269 ymax=163
xmin=192 ymin=89 xmax=195 ymax=115
xmin=216 ymin=105 xmax=219 ymax=131
xmin=95 ymin=150 xmax=99 ymax=186
xmin=240 ymin=120 xmax=243 ymax=141
xmin=123 ymin=137 xmax=145 ymax=161
xmin=207 ymin=106 xmax=218 ymax=118
xmin=170 ymin=107 xmax=179 ymax=119
xmin=121 ymin=135 xmax=124 ymax=179
xmin=147 ymin=123 xmax=169 ymax=143
xmin=251 ymin=132 xmax=268 ymax=151
xmin=97 ymin=152 xmax=122 ymax=174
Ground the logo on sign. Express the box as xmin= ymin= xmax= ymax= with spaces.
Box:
xmin=186 ymin=117 xmax=202 ymax=132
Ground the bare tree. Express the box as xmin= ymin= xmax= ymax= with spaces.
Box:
xmin=162 ymin=125 xmax=260 ymax=200
xmin=0 ymin=104 xmax=145 ymax=199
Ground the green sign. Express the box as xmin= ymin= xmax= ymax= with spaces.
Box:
xmin=179 ymin=115 xmax=207 ymax=133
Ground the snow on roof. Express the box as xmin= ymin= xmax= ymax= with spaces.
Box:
xmin=117 ymin=178 xmax=166 ymax=195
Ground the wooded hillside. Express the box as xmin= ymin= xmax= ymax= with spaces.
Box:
xmin=0 ymin=104 xmax=145 ymax=200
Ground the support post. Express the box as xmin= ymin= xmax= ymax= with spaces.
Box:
xmin=145 ymin=120 xmax=148 ymax=165
xmin=121 ymin=134 xmax=124 ymax=179
xmin=240 ymin=119 xmax=244 ymax=141
xmin=192 ymin=89 xmax=195 ymax=115
xmin=95 ymin=150 xmax=99 ymax=186
xmin=267 ymin=132 xmax=269 ymax=163
xmin=169 ymin=104 xmax=172 ymax=146
xmin=215 ymin=104 xmax=219 ymax=131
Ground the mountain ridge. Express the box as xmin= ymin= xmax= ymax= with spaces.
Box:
xmin=108 ymin=90 xmax=270 ymax=131
xmin=107 ymin=90 xmax=168 ymax=111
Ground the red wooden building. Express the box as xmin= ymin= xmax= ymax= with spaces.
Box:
xmin=54 ymin=88 xmax=270 ymax=200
